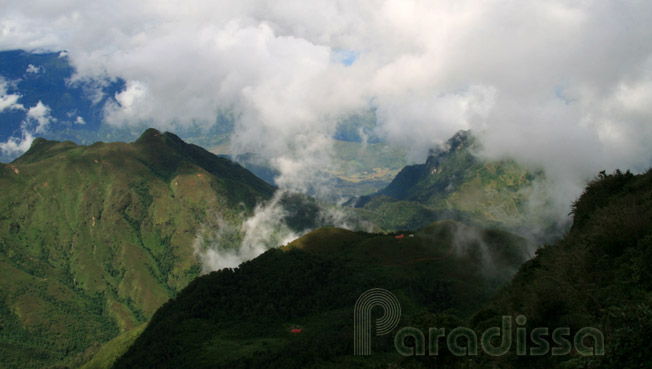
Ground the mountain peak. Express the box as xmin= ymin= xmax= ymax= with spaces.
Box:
xmin=424 ymin=130 xmax=475 ymax=174
xmin=135 ymin=128 xmax=186 ymax=150
xmin=29 ymin=137 xmax=50 ymax=148
xmin=427 ymin=130 xmax=474 ymax=159
xmin=135 ymin=128 xmax=163 ymax=143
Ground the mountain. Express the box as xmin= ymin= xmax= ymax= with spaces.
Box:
xmin=469 ymin=169 xmax=652 ymax=369
xmin=0 ymin=128 xmax=275 ymax=368
xmin=108 ymin=169 xmax=652 ymax=369
xmin=109 ymin=221 xmax=529 ymax=369
xmin=350 ymin=130 xmax=546 ymax=234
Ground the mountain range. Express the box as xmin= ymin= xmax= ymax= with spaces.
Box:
xmin=1 ymin=127 xmax=649 ymax=369
xmin=94 ymin=170 xmax=652 ymax=369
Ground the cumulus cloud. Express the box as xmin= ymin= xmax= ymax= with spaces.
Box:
xmin=0 ymin=79 xmax=24 ymax=112
xmin=25 ymin=64 xmax=43 ymax=73
xmin=0 ymin=92 xmax=22 ymax=112
xmin=1 ymin=100 xmax=54 ymax=156
xmin=0 ymin=127 xmax=33 ymax=156
xmin=26 ymin=100 xmax=54 ymax=133
xmin=1 ymin=0 xmax=652 ymax=224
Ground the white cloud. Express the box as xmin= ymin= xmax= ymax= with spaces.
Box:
xmin=26 ymin=100 xmax=53 ymax=133
xmin=103 ymin=80 xmax=151 ymax=125
xmin=1 ymin=100 xmax=54 ymax=156
xmin=75 ymin=115 xmax=85 ymax=124
xmin=0 ymin=127 xmax=33 ymax=156
xmin=194 ymin=191 xmax=300 ymax=272
xmin=0 ymin=93 xmax=22 ymax=112
xmin=193 ymin=189 xmax=365 ymax=272
xmin=26 ymin=64 xmax=43 ymax=73
xmin=0 ymin=79 xmax=24 ymax=112
xmin=1 ymin=0 xmax=652 ymax=223
xmin=375 ymin=85 xmax=497 ymax=162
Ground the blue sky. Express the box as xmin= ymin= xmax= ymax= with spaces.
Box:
xmin=332 ymin=49 xmax=359 ymax=66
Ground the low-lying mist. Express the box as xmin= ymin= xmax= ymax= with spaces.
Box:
xmin=194 ymin=189 xmax=374 ymax=272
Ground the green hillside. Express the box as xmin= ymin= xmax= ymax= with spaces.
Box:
xmin=111 ymin=169 xmax=652 ymax=369
xmin=0 ymin=129 xmax=275 ymax=368
xmin=351 ymin=131 xmax=545 ymax=233
xmin=79 ymin=324 xmax=147 ymax=369
xmin=111 ymin=221 xmax=529 ymax=369
xmin=468 ymin=169 xmax=652 ymax=369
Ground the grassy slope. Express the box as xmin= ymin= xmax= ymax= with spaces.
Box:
xmin=0 ymin=129 xmax=274 ymax=368
xmin=112 ymin=221 xmax=528 ymax=369
xmin=79 ymin=324 xmax=147 ymax=369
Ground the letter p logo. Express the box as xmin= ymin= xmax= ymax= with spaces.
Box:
xmin=354 ymin=288 xmax=402 ymax=355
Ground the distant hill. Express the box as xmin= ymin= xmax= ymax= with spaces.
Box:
xmin=0 ymin=128 xmax=275 ymax=368
xmin=110 ymin=221 xmax=529 ymax=369
xmin=350 ymin=130 xmax=548 ymax=235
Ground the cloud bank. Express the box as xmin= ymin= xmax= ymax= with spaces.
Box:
xmin=2 ymin=0 xmax=652 ymax=224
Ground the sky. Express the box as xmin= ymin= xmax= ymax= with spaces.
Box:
xmin=2 ymin=0 xmax=652 ymax=215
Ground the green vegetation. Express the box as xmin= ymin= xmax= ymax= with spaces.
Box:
xmin=4 ymin=125 xmax=650 ymax=369
xmin=113 ymin=169 xmax=652 ymax=368
xmin=469 ymin=169 xmax=652 ymax=368
xmin=111 ymin=221 xmax=529 ymax=368
xmin=352 ymin=131 xmax=544 ymax=233
xmin=0 ymin=129 xmax=274 ymax=368
xmin=80 ymin=324 xmax=147 ymax=369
